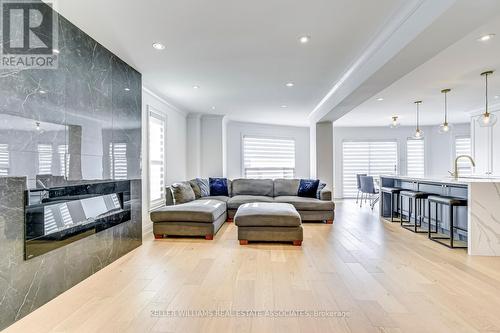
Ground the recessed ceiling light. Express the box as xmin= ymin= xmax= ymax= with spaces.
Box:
xmin=38 ymin=89 xmax=47 ymax=94
xmin=211 ymin=106 xmax=216 ymax=110
xmin=478 ymin=34 xmax=495 ymax=42
xmin=280 ymin=105 xmax=288 ymax=108
xmin=495 ymin=95 xmax=499 ymax=99
xmin=376 ymin=97 xmax=384 ymax=101
xmin=152 ymin=42 xmax=166 ymax=50
xmin=53 ymin=49 xmax=60 ymax=54
xmin=285 ymin=82 xmax=294 ymax=87
xmin=124 ymin=88 xmax=130 ymax=91
xmin=298 ymin=35 xmax=311 ymax=44
xmin=193 ymin=85 xmax=200 ymax=89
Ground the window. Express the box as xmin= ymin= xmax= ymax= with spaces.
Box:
xmin=109 ymin=142 xmax=128 ymax=180
xmin=0 ymin=144 xmax=9 ymax=176
xmin=58 ymin=144 xmax=69 ymax=177
xmin=148 ymin=110 xmax=166 ymax=208
xmin=342 ymin=141 xmax=398 ymax=198
xmin=38 ymin=144 xmax=53 ymax=174
xmin=455 ymin=136 xmax=472 ymax=176
xmin=243 ymin=136 xmax=295 ymax=179
xmin=407 ymin=139 xmax=425 ymax=178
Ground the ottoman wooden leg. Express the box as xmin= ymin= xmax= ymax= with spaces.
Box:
xmin=205 ymin=234 xmax=214 ymax=240
xmin=227 ymin=217 xmax=233 ymax=223
xmin=293 ymin=240 xmax=302 ymax=246
xmin=154 ymin=234 xmax=164 ymax=239
xmin=239 ymin=240 xmax=249 ymax=245
xmin=326 ymin=219 xmax=333 ymax=224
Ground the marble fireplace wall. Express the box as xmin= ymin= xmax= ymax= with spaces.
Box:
xmin=0 ymin=1 xmax=142 ymax=330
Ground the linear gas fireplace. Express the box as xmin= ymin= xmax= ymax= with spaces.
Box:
xmin=24 ymin=180 xmax=132 ymax=260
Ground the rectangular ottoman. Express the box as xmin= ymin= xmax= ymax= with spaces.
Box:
xmin=234 ymin=202 xmax=303 ymax=246
xmin=150 ymin=199 xmax=227 ymax=240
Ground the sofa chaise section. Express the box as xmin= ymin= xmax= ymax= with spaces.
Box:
xmin=150 ymin=199 xmax=227 ymax=239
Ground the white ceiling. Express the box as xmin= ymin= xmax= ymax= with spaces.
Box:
xmin=334 ymin=13 xmax=500 ymax=127
xmin=51 ymin=0 xmax=409 ymax=126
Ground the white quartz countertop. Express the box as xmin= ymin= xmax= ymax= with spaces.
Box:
xmin=380 ymin=175 xmax=500 ymax=185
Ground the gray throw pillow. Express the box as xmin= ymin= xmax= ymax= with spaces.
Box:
xmin=171 ymin=181 xmax=196 ymax=204
xmin=316 ymin=182 xmax=326 ymax=199
xmin=195 ymin=178 xmax=210 ymax=197
xmin=189 ymin=179 xmax=202 ymax=199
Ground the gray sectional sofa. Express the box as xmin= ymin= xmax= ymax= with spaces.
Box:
xmin=150 ymin=178 xmax=334 ymax=239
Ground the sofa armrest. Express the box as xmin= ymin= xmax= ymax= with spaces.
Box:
xmin=319 ymin=188 xmax=332 ymax=201
xmin=165 ymin=186 xmax=174 ymax=206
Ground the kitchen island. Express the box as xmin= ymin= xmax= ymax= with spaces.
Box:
xmin=380 ymin=175 xmax=500 ymax=256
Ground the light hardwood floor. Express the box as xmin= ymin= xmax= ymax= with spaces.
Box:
xmin=6 ymin=200 xmax=500 ymax=333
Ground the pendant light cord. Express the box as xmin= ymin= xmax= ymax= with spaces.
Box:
xmin=485 ymin=72 xmax=489 ymax=116
xmin=444 ymin=92 xmax=448 ymax=123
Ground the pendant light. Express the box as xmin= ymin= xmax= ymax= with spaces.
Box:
xmin=390 ymin=115 xmax=400 ymax=128
xmin=477 ymin=70 xmax=497 ymax=127
xmin=438 ymin=89 xmax=453 ymax=134
xmin=413 ymin=101 xmax=424 ymax=139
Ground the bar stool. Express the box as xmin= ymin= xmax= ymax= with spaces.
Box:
xmin=380 ymin=187 xmax=401 ymax=222
xmin=427 ymin=195 xmax=467 ymax=249
xmin=399 ymin=190 xmax=429 ymax=233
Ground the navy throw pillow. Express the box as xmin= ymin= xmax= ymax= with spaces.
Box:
xmin=209 ymin=177 xmax=229 ymax=196
xmin=298 ymin=179 xmax=320 ymax=198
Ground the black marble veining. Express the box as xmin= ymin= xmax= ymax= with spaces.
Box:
xmin=0 ymin=1 xmax=142 ymax=330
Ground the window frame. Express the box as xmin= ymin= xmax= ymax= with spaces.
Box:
xmin=0 ymin=143 xmax=9 ymax=176
xmin=37 ymin=143 xmax=53 ymax=175
xmin=241 ymin=134 xmax=296 ymax=179
xmin=406 ymin=138 xmax=425 ymax=178
xmin=454 ymin=135 xmax=472 ymax=176
xmin=341 ymin=139 xmax=399 ymax=198
xmin=147 ymin=106 xmax=167 ymax=210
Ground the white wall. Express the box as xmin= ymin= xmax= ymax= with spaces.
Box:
xmin=200 ymin=115 xmax=225 ymax=177
xmin=226 ymin=121 xmax=310 ymax=179
xmin=141 ymin=87 xmax=187 ymax=232
xmin=332 ymin=123 xmax=470 ymax=198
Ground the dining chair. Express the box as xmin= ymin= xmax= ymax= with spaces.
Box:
xmin=359 ymin=176 xmax=379 ymax=209
xmin=355 ymin=173 xmax=367 ymax=204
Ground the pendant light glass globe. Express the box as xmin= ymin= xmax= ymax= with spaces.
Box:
xmin=438 ymin=122 xmax=453 ymax=134
xmin=478 ymin=112 xmax=498 ymax=127
xmin=477 ymin=71 xmax=497 ymax=127
xmin=390 ymin=116 xmax=400 ymax=128
xmin=438 ymin=89 xmax=453 ymax=134
xmin=413 ymin=128 xmax=424 ymax=139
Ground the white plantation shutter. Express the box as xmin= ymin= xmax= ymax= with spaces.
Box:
xmin=38 ymin=144 xmax=53 ymax=174
xmin=407 ymin=139 xmax=425 ymax=178
xmin=58 ymin=144 xmax=69 ymax=177
xmin=0 ymin=144 xmax=9 ymax=176
xmin=109 ymin=143 xmax=128 ymax=180
xmin=342 ymin=141 xmax=398 ymax=198
xmin=148 ymin=111 xmax=166 ymax=208
xmin=243 ymin=136 xmax=295 ymax=179
xmin=455 ymin=137 xmax=472 ymax=176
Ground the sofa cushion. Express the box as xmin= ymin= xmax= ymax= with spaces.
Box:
xmin=150 ymin=199 xmax=226 ymax=223
xmin=298 ymin=179 xmax=320 ymax=198
xmin=227 ymin=195 xmax=274 ymax=209
xmin=209 ymin=177 xmax=229 ymax=196
xmin=195 ymin=178 xmax=210 ymax=197
xmin=273 ymin=196 xmax=334 ymax=211
xmin=316 ymin=182 xmax=326 ymax=199
xmin=198 ymin=196 xmax=230 ymax=203
xmin=234 ymin=203 xmax=301 ymax=227
xmin=189 ymin=179 xmax=202 ymax=199
xmin=232 ymin=178 xmax=274 ymax=196
xmin=273 ymin=179 xmax=300 ymax=196
xmin=171 ymin=181 xmax=196 ymax=204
